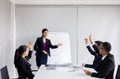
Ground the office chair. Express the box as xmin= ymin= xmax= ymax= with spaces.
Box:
xmin=0 ymin=66 xmax=10 ymax=79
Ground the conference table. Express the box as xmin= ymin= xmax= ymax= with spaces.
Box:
xmin=34 ymin=65 xmax=103 ymax=79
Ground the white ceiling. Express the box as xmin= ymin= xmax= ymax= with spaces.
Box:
xmin=9 ymin=0 xmax=120 ymax=5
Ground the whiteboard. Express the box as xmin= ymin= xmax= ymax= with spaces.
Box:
xmin=47 ymin=32 xmax=71 ymax=65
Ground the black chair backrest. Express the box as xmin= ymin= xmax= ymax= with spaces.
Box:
xmin=0 ymin=66 xmax=9 ymax=79
xmin=116 ymin=65 xmax=120 ymax=79
xmin=0 ymin=70 xmax=1 ymax=79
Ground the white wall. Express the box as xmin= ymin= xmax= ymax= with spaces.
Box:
xmin=15 ymin=6 xmax=120 ymax=77
xmin=0 ymin=0 xmax=15 ymax=78
xmin=0 ymin=0 xmax=11 ymax=69
xmin=15 ymin=6 xmax=78 ymax=69
xmin=10 ymin=3 xmax=16 ymax=78
xmin=12 ymin=0 xmax=120 ymax=5
xmin=77 ymin=6 xmax=120 ymax=76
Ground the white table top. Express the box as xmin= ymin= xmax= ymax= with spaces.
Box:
xmin=34 ymin=66 xmax=102 ymax=79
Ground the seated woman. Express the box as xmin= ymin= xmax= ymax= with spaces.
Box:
xmin=14 ymin=42 xmax=34 ymax=79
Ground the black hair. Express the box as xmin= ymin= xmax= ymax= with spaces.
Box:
xmin=14 ymin=45 xmax=27 ymax=67
xmin=102 ymin=42 xmax=111 ymax=52
xmin=95 ymin=41 xmax=103 ymax=47
xmin=42 ymin=28 xmax=48 ymax=34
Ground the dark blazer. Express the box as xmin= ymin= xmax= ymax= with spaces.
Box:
xmin=25 ymin=51 xmax=32 ymax=60
xmin=91 ymin=53 xmax=115 ymax=79
xmin=116 ymin=65 xmax=120 ymax=79
xmin=15 ymin=51 xmax=34 ymax=79
xmin=85 ymin=45 xmax=102 ymax=71
xmin=34 ymin=37 xmax=58 ymax=66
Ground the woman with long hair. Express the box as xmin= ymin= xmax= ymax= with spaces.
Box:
xmin=14 ymin=42 xmax=34 ymax=79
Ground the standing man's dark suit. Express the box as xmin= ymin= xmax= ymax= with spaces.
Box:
xmin=116 ymin=65 xmax=120 ymax=79
xmin=91 ymin=53 xmax=115 ymax=79
xmin=85 ymin=44 xmax=102 ymax=71
xmin=34 ymin=37 xmax=58 ymax=67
